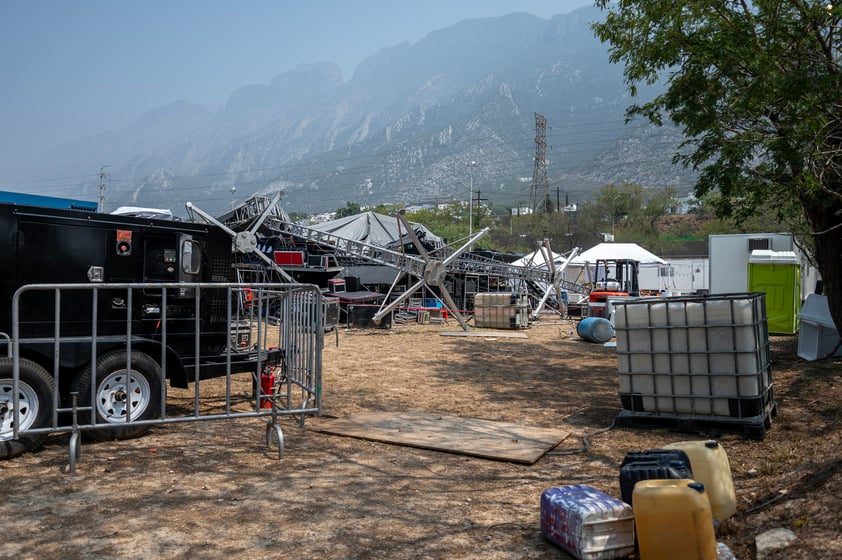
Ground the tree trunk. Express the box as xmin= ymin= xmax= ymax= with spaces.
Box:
xmin=803 ymin=195 xmax=842 ymax=334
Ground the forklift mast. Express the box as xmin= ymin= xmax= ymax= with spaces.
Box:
xmin=593 ymin=258 xmax=640 ymax=296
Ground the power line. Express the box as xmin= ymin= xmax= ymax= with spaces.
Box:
xmin=0 ymin=114 xmax=663 ymax=193
xmin=0 ymin=114 xmax=689 ymax=213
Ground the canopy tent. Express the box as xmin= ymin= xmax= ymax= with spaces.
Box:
xmin=510 ymin=247 xmax=587 ymax=311
xmin=564 ymin=242 xmax=668 ymax=293
xmin=570 ymin=243 xmax=667 ymax=266
xmin=511 ymin=249 xmax=565 ymax=269
xmin=511 ymin=247 xmax=579 ymax=288
xmin=310 ymin=211 xmax=445 ymax=250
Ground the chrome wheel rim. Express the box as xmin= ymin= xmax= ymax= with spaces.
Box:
xmin=0 ymin=380 xmax=40 ymax=441
xmin=95 ymin=369 xmax=151 ymax=423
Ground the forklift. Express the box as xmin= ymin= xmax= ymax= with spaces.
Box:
xmin=587 ymin=258 xmax=640 ymax=318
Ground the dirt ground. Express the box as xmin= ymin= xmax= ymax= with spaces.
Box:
xmin=1 ymin=318 xmax=840 ymax=560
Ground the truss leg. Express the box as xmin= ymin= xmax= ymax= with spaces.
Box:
xmin=533 ymin=282 xmax=558 ymax=319
xmin=372 ymin=277 xmax=426 ymax=324
xmin=438 ymin=284 xmax=470 ymax=331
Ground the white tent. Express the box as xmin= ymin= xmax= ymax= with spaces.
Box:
xmin=310 ymin=211 xmax=444 ymax=249
xmin=563 ymin=242 xmax=670 ymax=294
xmin=511 ymin=247 xmax=585 ymax=312
xmin=570 ymin=243 xmax=667 ymax=266
xmin=511 ymin=249 xmax=566 ymax=269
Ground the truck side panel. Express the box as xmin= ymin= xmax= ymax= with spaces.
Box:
xmin=1 ymin=204 xmax=235 ymax=375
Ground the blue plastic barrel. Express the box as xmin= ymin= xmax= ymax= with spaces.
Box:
xmin=577 ymin=317 xmax=615 ymax=343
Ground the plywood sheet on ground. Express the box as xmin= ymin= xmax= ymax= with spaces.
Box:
xmin=440 ymin=330 xmax=529 ymax=338
xmin=311 ymin=412 xmax=569 ymax=464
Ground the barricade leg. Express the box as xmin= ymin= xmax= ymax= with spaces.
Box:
xmin=67 ymin=430 xmax=82 ymax=474
xmin=266 ymin=420 xmax=284 ymax=461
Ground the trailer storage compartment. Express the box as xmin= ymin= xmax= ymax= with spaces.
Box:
xmin=613 ymin=293 xmax=776 ymax=439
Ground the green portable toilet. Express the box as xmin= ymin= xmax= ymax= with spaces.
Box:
xmin=748 ymin=250 xmax=801 ymax=334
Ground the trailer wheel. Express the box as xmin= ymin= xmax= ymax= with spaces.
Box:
xmin=71 ymin=351 xmax=163 ymax=441
xmin=0 ymin=357 xmax=54 ymax=460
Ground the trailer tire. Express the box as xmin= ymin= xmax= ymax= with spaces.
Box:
xmin=71 ymin=351 xmax=163 ymax=442
xmin=0 ymin=357 xmax=54 ymax=460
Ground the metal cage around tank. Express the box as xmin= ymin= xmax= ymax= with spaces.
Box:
xmin=612 ymin=292 xmax=776 ymax=439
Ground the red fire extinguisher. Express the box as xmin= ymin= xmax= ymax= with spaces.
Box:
xmin=260 ymin=366 xmax=276 ymax=409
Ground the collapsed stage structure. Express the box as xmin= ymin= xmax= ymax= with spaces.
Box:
xmin=203 ymin=194 xmax=589 ymax=330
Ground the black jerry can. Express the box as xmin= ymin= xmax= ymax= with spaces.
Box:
xmin=619 ymin=449 xmax=694 ymax=506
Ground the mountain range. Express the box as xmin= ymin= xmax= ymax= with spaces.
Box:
xmin=47 ymin=6 xmax=698 ymax=216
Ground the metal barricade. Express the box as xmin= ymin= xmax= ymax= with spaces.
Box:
xmin=8 ymin=282 xmax=323 ymax=471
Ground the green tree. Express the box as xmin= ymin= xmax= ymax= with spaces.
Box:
xmin=495 ymin=211 xmax=579 ymax=254
xmin=335 ymin=201 xmax=362 ymax=219
xmin=287 ymin=211 xmax=310 ymax=224
xmin=691 ymin=192 xmax=788 ymax=235
xmin=594 ymin=1 xmax=842 ymax=330
xmin=587 ymin=182 xmax=673 ymax=242
xmin=370 ymin=203 xmax=404 ymax=216
xmin=405 ymin=203 xmax=466 ymax=245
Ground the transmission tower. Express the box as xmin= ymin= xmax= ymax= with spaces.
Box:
xmin=528 ymin=113 xmax=550 ymax=213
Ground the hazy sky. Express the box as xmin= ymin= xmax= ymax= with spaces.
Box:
xmin=0 ymin=0 xmax=592 ymax=179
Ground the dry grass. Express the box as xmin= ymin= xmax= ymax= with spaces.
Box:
xmin=0 ymin=319 xmax=839 ymax=559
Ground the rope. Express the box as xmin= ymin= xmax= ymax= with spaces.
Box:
xmin=547 ymin=414 xmax=618 ymax=456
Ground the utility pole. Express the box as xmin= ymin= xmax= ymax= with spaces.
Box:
xmin=98 ymin=166 xmax=109 ymax=212
xmin=467 ymin=161 xmax=477 ymax=236
xmin=473 ymin=190 xmax=488 ymax=229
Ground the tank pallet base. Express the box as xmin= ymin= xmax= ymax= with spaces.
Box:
xmin=616 ymin=403 xmax=776 ymax=441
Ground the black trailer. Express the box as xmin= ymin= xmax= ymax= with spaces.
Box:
xmin=0 ymin=202 xmax=284 ymax=459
